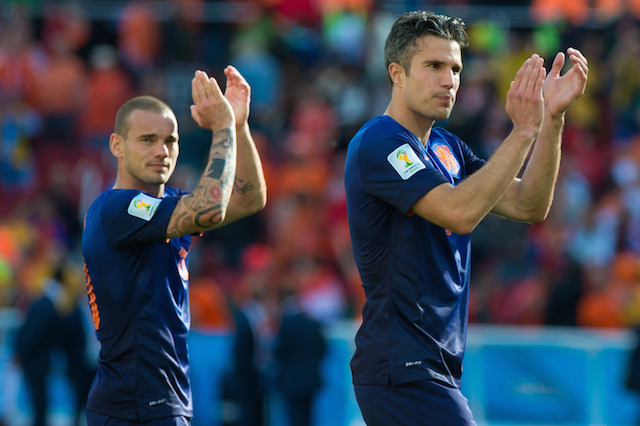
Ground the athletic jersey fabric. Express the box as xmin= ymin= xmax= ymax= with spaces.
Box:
xmin=81 ymin=186 xmax=192 ymax=421
xmin=344 ymin=116 xmax=485 ymax=388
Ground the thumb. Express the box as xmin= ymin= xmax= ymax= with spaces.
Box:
xmin=550 ymin=52 xmax=565 ymax=78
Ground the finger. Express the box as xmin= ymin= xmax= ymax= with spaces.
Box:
xmin=534 ymin=63 xmax=546 ymax=95
xmin=224 ymin=66 xmax=236 ymax=91
xmin=192 ymin=73 xmax=201 ymax=105
xmin=568 ymin=50 xmax=589 ymax=75
xmin=190 ymin=104 xmax=198 ymax=122
xmin=512 ymin=57 xmax=531 ymax=92
xmin=207 ymin=76 xmax=225 ymax=100
xmin=549 ymin=52 xmax=565 ymax=78
xmin=524 ymin=55 xmax=543 ymax=93
xmin=225 ymin=65 xmax=246 ymax=84
xmin=567 ymin=47 xmax=588 ymax=66
xmin=194 ymin=70 xmax=211 ymax=103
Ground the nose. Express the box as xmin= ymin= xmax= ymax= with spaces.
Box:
xmin=154 ymin=141 xmax=170 ymax=158
xmin=441 ymin=70 xmax=455 ymax=89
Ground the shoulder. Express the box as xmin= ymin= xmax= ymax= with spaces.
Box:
xmin=88 ymin=189 xmax=168 ymax=225
xmin=348 ymin=116 xmax=416 ymax=158
xmin=164 ymin=186 xmax=190 ymax=198
xmin=432 ymin=127 xmax=463 ymax=145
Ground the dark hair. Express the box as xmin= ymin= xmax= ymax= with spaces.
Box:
xmin=384 ymin=10 xmax=469 ymax=82
xmin=114 ymin=95 xmax=173 ymax=138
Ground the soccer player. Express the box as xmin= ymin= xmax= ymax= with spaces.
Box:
xmin=81 ymin=66 xmax=266 ymax=425
xmin=344 ymin=10 xmax=588 ymax=425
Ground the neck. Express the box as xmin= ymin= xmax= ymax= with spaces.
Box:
xmin=113 ymin=174 xmax=165 ymax=198
xmin=384 ymin=101 xmax=434 ymax=146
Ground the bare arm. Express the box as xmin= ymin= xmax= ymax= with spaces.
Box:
xmin=493 ymin=48 xmax=589 ymax=222
xmin=166 ymin=70 xmax=237 ymax=238
xmin=215 ymin=65 xmax=267 ymax=227
xmin=410 ymin=54 xmax=546 ymax=235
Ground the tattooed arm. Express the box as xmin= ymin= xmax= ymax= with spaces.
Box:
xmin=214 ymin=65 xmax=267 ymax=227
xmin=166 ymin=70 xmax=237 ymax=238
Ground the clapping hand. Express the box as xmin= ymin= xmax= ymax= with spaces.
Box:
xmin=505 ymin=53 xmax=546 ymax=139
xmin=190 ymin=70 xmax=235 ymax=132
xmin=543 ymin=47 xmax=589 ymax=119
xmin=223 ymin=65 xmax=251 ymax=127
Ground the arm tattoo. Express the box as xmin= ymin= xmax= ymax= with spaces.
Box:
xmin=167 ymin=126 xmax=236 ymax=237
xmin=207 ymin=158 xmax=226 ymax=180
xmin=195 ymin=205 xmax=224 ymax=228
xmin=234 ymin=177 xmax=254 ymax=195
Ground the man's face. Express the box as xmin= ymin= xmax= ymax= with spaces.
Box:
xmin=399 ymin=35 xmax=463 ymax=122
xmin=120 ymin=109 xmax=179 ymax=187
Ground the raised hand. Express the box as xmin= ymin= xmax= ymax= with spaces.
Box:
xmin=190 ymin=70 xmax=235 ymax=131
xmin=223 ymin=65 xmax=251 ymax=127
xmin=505 ymin=53 xmax=547 ymax=138
xmin=543 ymin=47 xmax=589 ymax=118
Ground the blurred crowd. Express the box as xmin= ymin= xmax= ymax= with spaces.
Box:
xmin=3 ymin=0 xmax=640 ymax=355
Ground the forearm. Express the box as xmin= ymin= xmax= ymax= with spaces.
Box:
xmin=413 ymin=128 xmax=536 ymax=234
xmin=496 ymin=111 xmax=564 ymax=222
xmin=167 ymin=126 xmax=237 ymax=237
xmin=230 ymin=122 xmax=267 ymax=212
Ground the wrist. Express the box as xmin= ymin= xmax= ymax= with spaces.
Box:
xmin=210 ymin=119 xmax=235 ymax=133
xmin=510 ymin=125 xmax=540 ymax=143
xmin=236 ymin=121 xmax=249 ymax=132
xmin=544 ymin=109 xmax=566 ymax=124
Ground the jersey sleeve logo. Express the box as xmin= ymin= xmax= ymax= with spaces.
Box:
xmin=127 ymin=193 xmax=161 ymax=221
xmin=387 ymin=143 xmax=426 ymax=180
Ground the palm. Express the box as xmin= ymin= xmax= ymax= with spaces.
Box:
xmin=543 ymin=50 xmax=588 ymax=117
xmin=224 ymin=66 xmax=250 ymax=125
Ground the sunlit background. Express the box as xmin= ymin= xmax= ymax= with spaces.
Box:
xmin=2 ymin=0 xmax=640 ymax=425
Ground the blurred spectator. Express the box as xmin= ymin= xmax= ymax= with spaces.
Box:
xmin=14 ymin=270 xmax=64 ymax=426
xmin=14 ymin=260 xmax=95 ymax=426
xmin=57 ymin=259 xmax=97 ymax=426
xmin=116 ymin=0 xmax=162 ymax=80
xmin=40 ymin=2 xmax=91 ymax=54
xmin=219 ymin=243 xmax=275 ymax=426
xmin=609 ymin=19 xmax=640 ymax=142
xmin=221 ymin=302 xmax=266 ymax=426
xmin=0 ymin=98 xmax=41 ymax=194
xmin=0 ymin=5 xmax=44 ymax=102
xmin=79 ymin=44 xmax=134 ymax=149
xmin=530 ymin=0 xmax=590 ymax=25
xmin=30 ymin=35 xmax=87 ymax=144
xmin=273 ymin=285 xmax=327 ymax=426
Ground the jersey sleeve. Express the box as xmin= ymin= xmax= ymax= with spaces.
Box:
xmin=459 ymin=137 xmax=486 ymax=176
xmin=359 ymin=128 xmax=450 ymax=215
xmin=100 ymin=190 xmax=181 ymax=250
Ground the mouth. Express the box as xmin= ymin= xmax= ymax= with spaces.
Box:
xmin=149 ymin=163 xmax=169 ymax=172
xmin=435 ymin=95 xmax=454 ymax=104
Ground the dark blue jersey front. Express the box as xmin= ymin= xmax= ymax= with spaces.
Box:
xmin=81 ymin=186 xmax=192 ymax=421
xmin=345 ymin=116 xmax=485 ymax=388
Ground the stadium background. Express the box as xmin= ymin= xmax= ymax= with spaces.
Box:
xmin=2 ymin=0 xmax=640 ymax=424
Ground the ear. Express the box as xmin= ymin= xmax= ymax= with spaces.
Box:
xmin=388 ymin=62 xmax=405 ymax=88
xmin=109 ymin=133 xmax=124 ymax=158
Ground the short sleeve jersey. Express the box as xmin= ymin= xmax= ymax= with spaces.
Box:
xmin=344 ymin=116 xmax=485 ymax=388
xmin=81 ymin=186 xmax=192 ymax=422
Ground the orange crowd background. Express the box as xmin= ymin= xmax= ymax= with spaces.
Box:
xmin=2 ymin=0 xmax=640 ymax=337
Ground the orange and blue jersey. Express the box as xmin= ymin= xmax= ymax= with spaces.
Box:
xmin=344 ymin=116 xmax=485 ymax=388
xmin=81 ymin=186 xmax=192 ymax=422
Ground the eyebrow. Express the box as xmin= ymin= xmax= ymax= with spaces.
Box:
xmin=424 ymin=59 xmax=463 ymax=70
xmin=138 ymin=133 xmax=158 ymax=139
xmin=138 ymin=133 xmax=177 ymax=141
